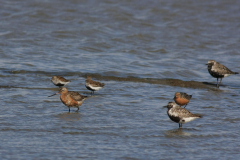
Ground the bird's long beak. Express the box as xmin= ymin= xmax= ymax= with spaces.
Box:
xmin=205 ymin=64 xmax=208 ymax=65
xmin=48 ymin=92 xmax=60 ymax=97
xmin=162 ymin=105 xmax=168 ymax=108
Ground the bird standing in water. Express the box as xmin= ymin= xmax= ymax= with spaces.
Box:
xmin=165 ymin=102 xmax=201 ymax=128
xmin=174 ymin=92 xmax=192 ymax=108
xmin=49 ymin=87 xmax=87 ymax=112
xmin=206 ymin=60 xmax=238 ymax=88
xmin=85 ymin=76 xmax=105 ymax=95
xmin=51 ymin=76 xmax=71 ymax=87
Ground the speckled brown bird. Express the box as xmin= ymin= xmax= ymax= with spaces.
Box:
xmin=174 ymin=92 xmax=192 ymax=108
xmin=206 ymin=60 xmax=238 ymax=88
xmin=165 ymin=102 xmax=201 ymax=128
xmin=85 ymin=76 xmax=105 ymax=94
xmin=51 ymin=76 xmax=71 ymax=87
xmin=48 ymin=87 xmax=87 ymax=112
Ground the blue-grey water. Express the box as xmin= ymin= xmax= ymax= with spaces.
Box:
xmin=0 ymin=0 xmax=240 ymax=159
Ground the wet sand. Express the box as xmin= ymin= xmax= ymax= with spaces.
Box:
xmin=84 ymin=74 xmax=217 ymax=90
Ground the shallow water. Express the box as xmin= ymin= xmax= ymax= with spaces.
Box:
xmin=0 ymin=0 xmax=240 ymax=159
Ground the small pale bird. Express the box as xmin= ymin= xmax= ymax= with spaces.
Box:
xmin=206 ymin=60 xmax=238 ymax=88
xmin=85 ymin=76 xmax=105 ymax=94
xmin=174 ymin=92 xmax=192 ymax=108
xmin=48 ymin=87 xmax=87 ymax=112
xmin=51 ymin=76 xmax=71 ymax=87
xmin=165 ymin=102 xmax=201 ymax=128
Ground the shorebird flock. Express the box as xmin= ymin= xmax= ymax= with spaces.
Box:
xmin=48 ymin=60 xmax=238 ymax=129
xmin=166 ymin=60 xmax=238 ymax=128
xmin=49 ymin=76 xmax=104 ymax=112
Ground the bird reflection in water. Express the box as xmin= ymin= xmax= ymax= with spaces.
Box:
xmin=165 ymin=129 xmax=191 ymax=137
xmin=56 ymin=112 xmax=82 ymax=121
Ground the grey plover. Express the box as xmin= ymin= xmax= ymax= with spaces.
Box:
xmin=48 ymin=87 xmax=87 ymax=112
xmin=51 ymin=76 xmax=71 ymax=87
xmin=173 ymin=92 xmax=192 ymax=108
xmin=206 ymin=60 xmax=238 ymax=88
xmin=166 ymin=102 xmax=201 ymax=128
xmin=85 ymin=76 xmax=105 ymax=94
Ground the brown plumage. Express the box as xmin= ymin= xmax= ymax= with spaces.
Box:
xmin=49 ymin=87 xmax=87 ymax=112
xmin=85 ymin=76 xmax=105 ymax=94
xmin=166 ymin=102 xmax=201 ymax=128
xmin=206 ymin=60 xmax=238 ymax=88
xmin=174 ymin=92 xmax=192 ymax=108
xmin=51 ymin=76 xmax=71 ymax=87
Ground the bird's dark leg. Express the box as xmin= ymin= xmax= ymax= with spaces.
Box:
xmin=76 ymin=107 xmax=79 ymax=112
xmin=219 ymin=78 xmax=222 ymax=87
xmin=69 ymin=108 xmax=70 ymax=112
xmin=217 ymin=78 xmax=219 ymax=88
xmin=179 ymin=123 xmax=182 ymax=128
xmin=184 ymin=104 xmax=188 ymax=108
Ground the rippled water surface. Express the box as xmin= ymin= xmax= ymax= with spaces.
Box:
xmin=1 ymin=0 xmax=240 ymax=159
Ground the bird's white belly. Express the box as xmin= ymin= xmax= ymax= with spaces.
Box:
xmin=89 ymin=85 xmax=102 ymax=91
xmin=181 ymin=117 xmax=199 ymax=123
xmin=224 ymin=74 xmax=231 ymax=77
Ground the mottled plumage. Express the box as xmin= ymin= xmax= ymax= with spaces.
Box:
xmin=49 ymin=87 xmax=87 ymax=112
xmin=166 ymin=102 xmax=201 ymax=128
xmin=85 ymin=76 xmax=105 ymax=94
xmin=51 ymin=76 xmax=71 ymax=87
xmin=174 ymin=92 xmax=192 ymax=108
xmin=206 ymin=60 xmax=238 ymax=88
